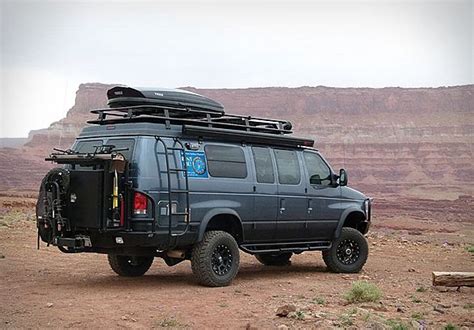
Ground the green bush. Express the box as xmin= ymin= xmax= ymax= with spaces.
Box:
xmin=344 ymin=281 xmax=382 ymax=303
xmin=386 ymin=319 xmax=409 ymax=330
xmin=411 ymin=312 xmax=424 ymax=320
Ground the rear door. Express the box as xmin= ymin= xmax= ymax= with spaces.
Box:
xmin=273 ymin=148 xmax=308 ymax=241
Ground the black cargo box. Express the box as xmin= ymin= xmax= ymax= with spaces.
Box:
xmin=107 ymin=86 xmax=225 ymax=114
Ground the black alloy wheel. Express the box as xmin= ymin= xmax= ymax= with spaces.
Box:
xmin=322 ymin=227 xmax=368 ymax=273
xmin=336 ymin=238 xmax=361 ymax=265
xmin=191 ymin=230 xmax=240 ymax=287
xmin=211 ymin=244 xmax=234 ymax=276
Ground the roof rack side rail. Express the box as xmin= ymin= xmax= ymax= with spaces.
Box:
xmin=88 ymin=105 xmax=295 ymax=136
xmin=182 ymin=125 xmax=314 ymax=148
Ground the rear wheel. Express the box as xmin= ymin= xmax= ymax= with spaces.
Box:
xmin=107 ymin=254 xmax=154 ymax=277
xmin=322 ymin=227 xmax=368 ymax=273
xmin=191 ymin=231 xmax=240 ymax=287
xmin=255 ymin=253 xmax=292 ymax=266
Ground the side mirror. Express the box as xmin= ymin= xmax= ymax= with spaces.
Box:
xmin=310 ymin=174 xmax=322 ymax=185
xmin=339 ymin=169 xmax=348 ymax=186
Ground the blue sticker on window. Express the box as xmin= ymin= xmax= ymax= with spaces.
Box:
xmin=183 ymin=151 xmax=208 ymax=178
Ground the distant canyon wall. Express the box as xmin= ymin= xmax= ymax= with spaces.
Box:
xmin=1 ymin=83 xmax=472 ymax=193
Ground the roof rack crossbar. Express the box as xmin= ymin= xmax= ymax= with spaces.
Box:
xmin=89 ymin=104 xmax=294 ymax=136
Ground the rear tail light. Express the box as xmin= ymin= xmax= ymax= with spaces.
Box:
xmin=133 ymin=192 xmax=148 ymax=215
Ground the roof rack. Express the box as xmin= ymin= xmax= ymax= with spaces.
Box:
xmin=89 ymin=104 xmax=293 ymax=133
xmin=88 ymin=104 xmax=314 ymax=148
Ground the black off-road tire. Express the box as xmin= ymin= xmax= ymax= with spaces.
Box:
xmin=191 ymin=231 xmax=240 ymax=287
xmin=255 ymin=253 xmax=292 ymax=266
xmin=322 ymin=227 xmax=369 ymax=273
xmin=107 ymin=254 xmax=154 ymax=277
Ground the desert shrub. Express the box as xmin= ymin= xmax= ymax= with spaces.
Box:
xmin=416 ymin=286 xmax=427 ymax=292
xmin=312 ymin=296 xmax=326 ymax=305
xmin=444 ymin=324 xmax=459 ymax=330
xmin=344 ymin=281 xmax=382 ymax=303
xmin=385 ymin=319 xmax=409 ymax=330
xmin=338 ymin=309 xmax=357 ymax=327
xmin=411 ymin=312 xmax=424 ymax=320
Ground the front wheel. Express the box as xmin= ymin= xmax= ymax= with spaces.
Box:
xmin=322 ymin=227 xmax=368 ymax=273
xmin=191 ymin=231 xmax=240 ymax=287
xmin=108 ymin=254 xmax=154 ymax=277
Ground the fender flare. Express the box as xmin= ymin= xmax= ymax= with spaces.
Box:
xmin=333 ymin=207 xmax=366 ymax=239
xmin=197 ymin=208 xmax=244 ymax=242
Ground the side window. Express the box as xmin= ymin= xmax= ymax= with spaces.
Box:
xmin=304 ymin=152 xmax=331 ymax=186
xmin=274 ymin=149 xmax=301 ymax=185
xmin=205 ymin=145 xmax=247 ymax=178
xmin=252 ymin=147 xmax=274 ymax=183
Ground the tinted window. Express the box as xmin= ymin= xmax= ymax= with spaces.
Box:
xmin=106 ymin=139 xmax=135 ymax=160
xmin=75 ymin=140 xmax=103 ymax=153
xmin=252 ymin=147 xmax=274 ymax=183
xmin=205 ymin=145 xmax=247 ymax=178
xmin=304 ymin=152 xmax=331 ymax=186
xmin=274 ymin=149 xmax=301 ymax=185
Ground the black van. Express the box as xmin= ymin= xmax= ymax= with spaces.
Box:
xmin=36 ymin=86 xmax=372 ymax=287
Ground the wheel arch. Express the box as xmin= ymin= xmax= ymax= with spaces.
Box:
xmin=334 ymin=207 xmax=367 ymax=239
xmin=197 ymin=209 xmax=244 ymax=243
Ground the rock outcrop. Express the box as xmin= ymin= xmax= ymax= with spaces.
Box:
xmin=1 ymin=83 xmax=472 ymax=193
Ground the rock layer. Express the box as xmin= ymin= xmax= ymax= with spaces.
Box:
xmin=0 ymin=83 xmax=472 ymax=194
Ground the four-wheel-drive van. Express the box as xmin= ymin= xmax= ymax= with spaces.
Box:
xmin=36 ymin=86 xmax=372 ymax=287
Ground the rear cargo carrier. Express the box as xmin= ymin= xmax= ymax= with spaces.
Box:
xmin=37 ymin=148 xmax=129 ymax=250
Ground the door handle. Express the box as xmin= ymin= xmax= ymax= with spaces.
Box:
xmin=279 ymin=199 xmax=286 ymax=214
xmin=307 ymin=199 xmax=313 ymax=214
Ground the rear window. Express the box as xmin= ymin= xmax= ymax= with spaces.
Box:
xmin=75 ymin=140 xmax=103 ymax=153
xmin=205 ymin=145 xmax=247 ymax=178
xmin=74 ymin=139 xmax=134 ymax=159
xmin=106 ymin=139 xmax=135 ymax=160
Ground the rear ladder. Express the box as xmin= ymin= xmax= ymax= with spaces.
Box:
xmin=155 ymin=137 xmax=191 ymax=248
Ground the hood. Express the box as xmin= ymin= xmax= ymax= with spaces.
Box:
xmin=340 ymin=186 xmax=367 ymax=201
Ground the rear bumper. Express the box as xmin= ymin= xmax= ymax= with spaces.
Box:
xmin=51 ymin=224 xmax=200 ymax=254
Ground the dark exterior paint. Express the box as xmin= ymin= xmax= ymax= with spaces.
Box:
xmin=63 ymin=121 xmax=370 ymax=253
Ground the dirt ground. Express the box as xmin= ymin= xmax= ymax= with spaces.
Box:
xmin=0 ymin=194 xmax=473 ymax=329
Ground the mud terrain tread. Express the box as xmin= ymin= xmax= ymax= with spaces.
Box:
xmin=191 ymin=230 xmax=240 ymax=287
xmin=323 ymin=227 xmax=368 ymax=273
xmin=107 ymin=255 xmax=154 ymax=277
xmin=255 ymin=253 xmax=292 ymax=266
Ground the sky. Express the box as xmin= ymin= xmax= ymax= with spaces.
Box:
xmin=1 ymin=0 xmax=473 ymax=137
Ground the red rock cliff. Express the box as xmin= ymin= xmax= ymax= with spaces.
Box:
xmin=1 ymin=83 xmax=472 ymax=193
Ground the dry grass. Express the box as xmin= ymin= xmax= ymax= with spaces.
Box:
xmin=344 ymin=281 xmax=382 ymax=303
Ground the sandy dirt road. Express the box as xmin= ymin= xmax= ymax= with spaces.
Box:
xmin=0 ymin=213 xmax=473 ymax=329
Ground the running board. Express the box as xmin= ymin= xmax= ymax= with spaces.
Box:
xmin=240 ymin=241 xmax=331 ymax=254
